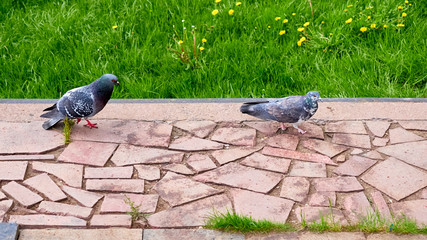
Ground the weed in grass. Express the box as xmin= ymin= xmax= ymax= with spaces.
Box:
xmin=63 ymin=117 xmax=74 ymax=144
xmin=124 ymin=195 xmax=148 ymax=222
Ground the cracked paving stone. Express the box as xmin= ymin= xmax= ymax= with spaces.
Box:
xmin=37 ymin=201 xmax=93 ymax=219
xmin=325 ymin=121 xmax=367 ymax=134
xmin=301 ymin=139 xmax=348 ymax=158
xmin=134 ymin=165 xmax=160 ymax=181
xmin=399 ymin=120 xmax=427 ymax=131
xmin=211 ymin=127 xmax=256 ymax=146
xmin=312 ymin=177 xmax=364 ymax=192
xmin=370 ymin=191 xmax=392 ymax=220
xmin=162 ymin=164 xmax=194 ymax=175
xmin=286 ymin=122 xmax=325 ymax=140
xmin=61 ymin=185 xmax=103 ymax=208
xmin=289 ymin=161 xmax=327 ymax=178
xmin=244 ymin=121 xmax=278 ymax=136
xmin=186 ymin=154 xmax=217 ymax=173
xmin=32 ymin=162 xmax=83 ymax=188
xmin=86 ymin=179 xmax=145 ymax=193
xmin=308 ymin=192 xmax=336 ymax=207
xmin=332 ymin=133 xmax=371 ymax=149
xmin=295 ymin=206 xmax=348 ymax=225
xmin=144 ymin=229 xmax=244 ymax=240
xmin=100 ymin=193 xmax=158 ymax=213
xmin=2 ymin=181 xmax=43 ymax=207
xmin=58 ymin=141 xmax=117 ymax=167
xmin=390 ymin=200 xmax=427 ymax=227
xmin=280 ymin=177 xmax=310 ymax=202
xmin=333 ymin=156 xmax=377 ymax=176
xmin=265 ymin=134 xmax=299 ymax=151
xmin=211 ymin=146 xmax=263 ymax=165
xmin=372 ymin=137 xmax=389 ymax=147
xmin=376 ymin=140 xmax=427 ymax=170
xmin=343 ymin=191 xmax=374 ymax=224
xmin=389 ymin=127 xmax=424 ymax=145
xmin=173 ymin=120 xmax=217 ymax=138
xmin=84 ymin=166 xmax=133 ymax=179
xmin=9 ymin=214 xmax=86 ymax=228
xmin=262 ymin=146 xmax=337 ymax=165
xmin=111 ymin=144 xmax=184 ymax=166
xmin=169 ymin=136 xmax=224 ymax=151
xmin=90 ymin=214 xmax=132 ymax=228
xmin=0 ymin=161 xmax=27 ymax=181
xmin=240 ymin=152 xmax=291 ymax=174
xmin=0 ymin=154 xmax=54 ymax=161
xmin=23 ymin=173 xmax=67 ymax=201
xmin=365 ymin=121 xmax=391 ymax=137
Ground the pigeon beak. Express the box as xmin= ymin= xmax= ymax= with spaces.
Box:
xmin=318 ymin=97 xmax=322 ymax=102
xmin=115 ymin=81 xmax=120 ymax=86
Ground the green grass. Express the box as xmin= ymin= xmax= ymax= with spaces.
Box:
xmin=63 ymin=117 xmax=74 ymax=144
xmin=0 ymin=0 xmax=426 ymax=99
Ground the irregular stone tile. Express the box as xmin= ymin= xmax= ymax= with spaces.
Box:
xmin=300 ymin=232 xmax=365 ymax=240
xmin=211 ymin=127 xmax=256 ymax=146
xmin=365 ymin=121 xmax=391 ymax=137
xmin=32 ymin=162 xmax=83 ymax=188
xmin=90 ymin=214 xmax=132 ymax=228
xmin=289 ymin=161 xmax=327 ymax=178
xmin=336 ymin=154 xmax=346 ymax=163
xmin=23 ymin=173 xmax=67 ymax=201
xmin=343 ymin=191 xmax=373 ymax=224
xmin=144 ymin=229 xmax=244 ymax=240
xmin=84 ymin=166 xmax=133 ymax=179
xmin=262 ymin=146 xmax=337 ymax=165
xmin=2 ymin=181 xmax=43 ymax=207
xmin=211 ymin=146 xmax=262 ymax=165
xmin=232 ymin=189 xmax=294 ymax=222
xmin=72 ymin=120 xmax=172 ymax=147
xmin=308 ymin=192 xmax=336 ymax=207
xmin=0 ymin=191 xmax=6 ymax=200
xmin=0 ymin=154 xmax=54 ymax=161
xmin=244 ymin=121 xmax=278 ymax=135
xmin=362 ymin=150 xmax=383 ymax=160
xmin=333 ymin=156 xmax=377 ymax=176
xmin=0 ymin=222 xmax=18 ymax=240
xmin=367 ymin=233 xmax=427 ymax=240
xmin=247 ymin=233 xmax=299 ymax=240
xmin=58 ymin=141 xmax=117 ymax=167
xmin=19 ymin=229 xmax=143 ymax=240
xmin=370 ymin=191 xmax=392 ymax=220
xmin=193 ymin=163 xmax=282 ymax=193
xmin=147 ymin=194 xmax=232 ymax=227
xmin=372 ymin=137 xmax=389 ymax=147
xmin=37 ymin=201 xmax=92 ymax=219
xmin=100 ymin=193 xmax=158 ymax=213
xmin=390 ymin=200 xmax=427 ymax=227
xmin=421 ymin=189 xmax=427 ymax=199
xmin=295 ymin=206 xmax=348 ymax=225
xmin=280 ymin=177 xmax=310 ymax=202
xmin=169 ymin=136 xmax=224 ymax=151
xmin=174 ymin=120 xmax=216 ymax=138
xmin=325 ymin=121 xmax=367 ymax=134
xmin=0 ymin=200 xmax=13 ymax=216
xmin=86 ymin=179 xmax=145 ymax=193
xmin=111 ymin=144 xmax=183 ymax=166
xmin=351 ymin=149 xmax=364 ymax=155
xmin=376 ymin=141 xmax=427 ymax=170
xmin=154 ymin=172 xmax=222 ymax=207
xmin=240 ymin=152 xmax=291 ymax=174
xmin=265 ymin=134 xmax=299 ymax=151
xmin=361 ymin=158 xmax=427 ymax=201
xmin=312 ymin=177 xmax=364 ymax=192
xmin=389 ymin=127 xmax=424 ymax=144
xmin=61 ymin=185 xmax=103 ymax=208
xmin=0 ymin=122 xmax=64 ymax=154
xmin=302 ymin=139 xmax=348 ymax=158
xmin=134 ymin=165 xmax=160 ymax=181
xmin=287 ymin=122 xmax=325 ymax=140
xmin=162 ymin=164 xmax=194 ymax=175
xmin=9 ymin=214 xmax=86 ymax=227
xmin=0 ymin=161 xmax=27 ymax=180
xmin=186 ymin=154 xmax=217 ymax=173
xmin=399 ymin=120 xmax=427 ymax=131
xmin=332 ymin=133 xmax=371 ymax=149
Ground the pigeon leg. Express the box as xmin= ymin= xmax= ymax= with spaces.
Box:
xmin=84 ymin=119 xmax=98 ymax=129
xmin=279 ymin=123 xmax=287 ymax=131
xmin=76 ymin=118 xmax=81 ymax=124
xmin=292 ymin=123 xmax=306 ymax=134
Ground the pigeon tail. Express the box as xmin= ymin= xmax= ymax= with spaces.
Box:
xmin=40 ymin=107 xmax=61 ymax=118
xmin=240 ymin=104 xmax=252 ymax=114
xmin=42 ymin=118 xmax=62 ymax=130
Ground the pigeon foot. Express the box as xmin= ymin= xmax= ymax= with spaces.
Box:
xmin=84 ymin=120 xmax=98 ymax=129
xmin=279 ymin=123 xmax=287 ymax=131
xmin=292 ymin=124 xmax=306 ymax=134
xmin=76 ymin=118 xmax=82 ymax=124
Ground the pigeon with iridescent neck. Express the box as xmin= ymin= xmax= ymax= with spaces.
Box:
xmin=40 ymin=74 xmax=119 ymax=130
xmin=240 ymin=91 xmax=321 ymax=134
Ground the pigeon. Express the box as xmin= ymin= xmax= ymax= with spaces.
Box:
xmin=40 ymin=74 xmax=119 ymax=130
xmin=240 ymin=91 xmax=321 ymax=134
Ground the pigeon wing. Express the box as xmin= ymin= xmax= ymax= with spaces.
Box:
xmin=266 ymin=96 xmax=305 ymax=123
xmin=57 ymin=88 xmax=94 ymax=119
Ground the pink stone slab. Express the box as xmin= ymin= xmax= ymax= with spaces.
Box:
xmin=90 ymin=214 xmax=132 ymax=228
xmin=289 ymin=161 xmax=327 ymax=178
xmin=144 ymin=229 xmax=245 ymax=240
xmin=0 ymin=200 xmax=13 ymax=216
xmin=389 ymin=127 xmax=424 ymax=144
xmin=301 ymin=232 xmax=365 ymax=240
xmin=0 ymin=122 xmax=64 ymax=154
xmin=37 ymin=201 xmax=93 ymax=219
xmin=84 ymin=166 xmax=133 ymax=179
xmin=58 ymin=141 xmax=117 ymax=167
xmin=376 ymin=141 xmax=427 ymax=170
xmin=265 ymin=134 xmax=299 ymax=151
xmin=0 ymin=161 xmax=27 ymax=180
xmin=86 ymin=179 xmax=145 ymax=193
xmin=399 ymin=120 xmax=427 ymax=131
xmin=211 ymin=127 xmax=256 ymax=146
xmin=232 ymin=189 xmax=294 ymax=222
xmin=332 ymin=133 xmax=371 ymax=149
xmin=153 ymin=172 xmax=222 ymax=207
xmin=361 ymin=158 xmax=427 ymax=201
xmin=0 ymin=154 xmax=54 ymax=161
xmin=244 ymin=121 xmax=278 ymax=135
xmin=372 ymin=137 xmax=389 ymax=147
xmin=193 ymin=162 xmax=282 ymax=193
xmin=100 ymin=193 xmax=158 ymax=213
xmin=169 ymin=136 xmax=224 ymax=151
xmin=365 ymin=121 xmax=391 ymax=137
xmin=262 ymin=146 xmax=337 ymax=165
xmin=301 ymin=139 xmax=348 ymax=158
xmin=362 ymin=150 xmax=383 ymax=160
xmin=295 ymin=206 xmax=348 ymax=225
xmin=211 ymin=145 xmax=263 ymax=165
xmin=308 ymin=192 xmax=336 ymax=207
xmin=135 ymin=165 xmax=161 ymax=181
xmin=19 ymin=228 xmax=142 ymax=239
xmin=333 ymin=156 xmax=377 ymax=176
xmin=174 ymin=120 xmax=216 ymax=138
xmin=286 ymin=122 xmax=324 ymax=140
xmin=343 ymin=191 xmax=374 ymax=224
xmin=61 ymin=185 xmax=103 ymax=208
xmin=0 ymin=191 xmax=6 ymax=200
xmin=1 ymin=181 xmax=43 ymax=207
xmin=32 ymin=162 xmax=83 ymax=188
xmin=147 ymin=194 xmax=232 ymax=227
xmin=336 ymin=154 xmax=346 ymax=163
xmin=390 ymin=200 xmax=427 ymax=227
xmin=111 ymin=144 xmax=183 ymax=166
xmin=421 ymin=189 xmax=427 ymax=199
xmin=162 ymin=164 xmax=194 ymax=175
xmin=312 ymin=177 xmax=364 ymax=192
xmin=23 ymin=173 xmax=67 ymax=201
xmin=240 ymin=152 xmax=291 ymax=174
xmin=370 ymin=191 xmax=392 ymax=220
xmin=280 ymin=177 xmax=310 ymax=202
xmin=9 ymin=214 xmax=86 ymax=227
xmin=325 ymin=121 xmax=367 ymax=134
xmin=71 ymin=120 xmax=172 ymax=147
xmin=186 ymin=154 xmax=217 ymax=173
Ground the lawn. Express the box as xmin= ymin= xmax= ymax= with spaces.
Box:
xmin=0 ymin=0 xmax=426 ymax=99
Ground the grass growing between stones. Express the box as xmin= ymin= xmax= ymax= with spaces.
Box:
xmin=124 ymin=195 xmax=148 ymax=222
xmin=63 ymin=117 xmax=74 ymax=144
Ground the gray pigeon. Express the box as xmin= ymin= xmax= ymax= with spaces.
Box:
xmin=40 ymin=74 xmax=119 ymax=130
xmin=240 ymin=91 xmax=321 ymax=134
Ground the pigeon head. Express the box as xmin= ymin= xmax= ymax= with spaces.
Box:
xmin=306 ymin=91 xmax=321 ymax=102
xmin=98 ymin=74 xmax=119 ymax=87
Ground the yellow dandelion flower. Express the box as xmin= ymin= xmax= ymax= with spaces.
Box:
xmin=405 ymin=0 xmax=409 ymax=4
xmin=329 ymin=33 xmax=333 ymax=35
xmin=283 ymin=19 xmax=289 ymax=23
xmin=303 ymin=22 xmax=310 ymax=27
xmin=344 ymin=9 xmax=348 ymax=12
xmin=360 ymin=27 xmax=367 ymax=32
xmin=212 ymin=9 xmax=219 ymax=15
xmin=402 ymin=12 xmax=407 ymax=17
xmin=255 ymin=27 xmax=257 ymax=29
xmin=383 ymin=24 xmax=387 ymax=28
xmin=112 ymin=25 xmax=118 ymax=29
xmin=236 ymin=2 xmax=242 ymax=6
xmin=202 ymin=38 xmax=207 ymax=43
xmin=409 ymin=3 xmax=412 ymax=6
xmin=348 ymin=4 xmax=353 ymax=7
xmin=297 ymin=27 xmax=305 ymax=32
xmin=370 ymin=23 xmax=376 ymax=28
xmin=268 ymin=26 xmax=271 ymax=29
xmin=215 ymin=0 xmax=221 ymax=3
xmin=367 ymin=16 xmax=371 ymax=20
xmin=300 ymin=36 xmax=306 ymax=42
xmin=397 ymin=24 xmax=405 ymax=27
xmin=398 ymin=6 xmax=403 ymax=10
xmin=345 ymin=18 xmax=353 ymax=23
xmin=292 ymin=13 xmax=296 ymax=16
xmin=275 ymin=17 xmax=281 ymax=21
xmin=297 ymin=41 xmax=302 ymax=46
xmin=279 ymin=30 xmax=286 ymax=35
xmin=178 ymin=40 xmax=184 ymax=44
xmin=321 ymin=21 xmax=325 ymax=24
xmin=199 ymin=47 xmax=205 ymax=51
xmin=229 ymin=9 xmax=234 ymax=15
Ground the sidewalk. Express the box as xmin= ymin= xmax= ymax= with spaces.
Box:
xmin=0 ymin=99 xmax=426 ymax=239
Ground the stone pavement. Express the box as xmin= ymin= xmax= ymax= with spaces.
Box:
xmin=0 ymin=99 xmax=426 ymax=239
